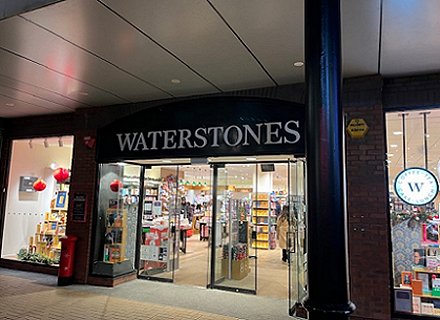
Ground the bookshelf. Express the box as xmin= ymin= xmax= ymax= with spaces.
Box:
xmin=103 ymin=208 xmax=127 ymax=263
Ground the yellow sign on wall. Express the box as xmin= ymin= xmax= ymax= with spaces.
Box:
xmin=347 ymin=118 xmax=369 ymax=139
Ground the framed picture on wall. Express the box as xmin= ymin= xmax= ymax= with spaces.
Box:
xmin=422 ymin=221 xmax=440 ymax=246
xmin=55 ymin=191 xmax=67 ymax=209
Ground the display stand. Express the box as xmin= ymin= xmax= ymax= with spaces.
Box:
xmin=103 ymin=209 xmax=127 ymax=263
xmin=251 ymin=193 xmax=276 ymax=249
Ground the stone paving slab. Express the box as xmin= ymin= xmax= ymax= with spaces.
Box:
xmin=0 ymin=273 xmax=239 ymax=320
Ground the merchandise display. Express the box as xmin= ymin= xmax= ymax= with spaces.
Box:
xmin=103 ymin=208 xmax=127 ymax=263
xmin=251 ymin=193 xmax=277 ymax=250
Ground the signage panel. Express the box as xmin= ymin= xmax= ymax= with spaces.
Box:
xmin=394 ymin=167 xmax=439 ymax=206
xmin=97 ymin=97 xmax=305 ymax=162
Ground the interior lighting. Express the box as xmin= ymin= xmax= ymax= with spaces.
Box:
xmin=44 ymin=139 xmax=49 ymax=148
xmin=393 ymin=131 xmax=403 ymax=135
xmin=390 ymin=144 xmax=398 ymax=148
xmin=171 ymin=79 xmax=181 ymax=84
xmin=293 ymin=61 xmax=304 ymax=67
xmin=58 ymin=137 xmax=63 ymax=147
xmin=5 ymin=103 xmax=14 ymax=107
xmin=50 ymin=162 xmax=58 ymax=170
xmin=162 ymin=160 xmax=172 ymax=163
xmin=246 ymin=157 xmax=257 ymax=161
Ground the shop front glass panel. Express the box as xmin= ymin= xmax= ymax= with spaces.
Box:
xmin=387 ymin=110 xmax=440 ymax=317
xmin=138 ymin=166 xmax=180 ymax=282
xmin=212 ymin=164 xmax=257 ymax=293
xmin=92 ymin=163 xmax=141 ymax=277
xmin=289 ymin=160 xmax=308 ymax=317
xmin=1 ymin=137 xmax=74 ymax=266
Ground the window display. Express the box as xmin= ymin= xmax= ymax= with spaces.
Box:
xmin=92 ymin=163 xmax=141 ymax=277
xmin=1 ymin=137 xmax=73 ymax=266
xmin=387 ymin=110 xmax=440 ymax=317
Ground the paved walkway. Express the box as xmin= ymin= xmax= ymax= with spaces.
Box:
xmin=0 ymin=268 xmax=294 ymax=320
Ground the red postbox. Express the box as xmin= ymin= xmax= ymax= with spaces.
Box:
xmin=58 ymin=235 xmax=77 ymax=286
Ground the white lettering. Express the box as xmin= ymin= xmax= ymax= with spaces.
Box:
xmin=284 ymin=120 xmax=301 ymax=144
xmin=194 ymin=128 xmax=208 ymax=148
xmin=243 ymin=124 xmax=262 ymax=145
xmin=147 ymin=131 xmax=162 ymax=150
xmin=134 ymin=132 xmax=149 ymax=151
xmin=163 ymin=130 xmax=177 ymax=149
xmin=265 ymin=122 xmax=283 ymax=144
xmin=207 ymin=127 xmax=224 ymax=147
xmin=224 ymin=125 xmax=243 ymax=147
xmin=178 ymin=129 xmax=193 ymax=149
xmin=117 ymin=132 xmax=138 ymax=151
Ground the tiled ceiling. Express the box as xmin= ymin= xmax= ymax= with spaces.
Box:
xmin=0 ymin=0 xmax=439 ymax=118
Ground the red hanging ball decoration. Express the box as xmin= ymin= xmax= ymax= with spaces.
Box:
xmin=53 ymin=167 xmax=70 ymax=183
xmin=110 ymin=179 xmax=123 ymax=192
xmin=33 ymin=179 xmax=47 ymax=192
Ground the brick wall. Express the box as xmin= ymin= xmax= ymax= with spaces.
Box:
xmin=344 ymin=76 xmax=391 ymax=320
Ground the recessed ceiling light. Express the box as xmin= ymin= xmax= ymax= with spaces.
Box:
xmin=5 ymin=103 xmax=14 ymax=107
xmin=387 ymin=153 xmax=394 ymax=157
xmin=79 ymin=91 xmax=89 ymax=96
xmin=171 ymin=79 xmax=181 ymax=84
xmin=293 ymin=61 xmax=304 ymax=67
xmin=162 ymin=160 xmax=172 ymax=163
xmin=393 ymin=131 xmax=403 ymax=135
xmin=246 ymin=157 xmax=257 ymax=161
xmin=390 ymin=144 xmax=398 ymax=148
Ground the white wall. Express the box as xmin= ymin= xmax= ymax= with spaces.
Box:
xmin=1 ymin=139 xmax=73 ymax=257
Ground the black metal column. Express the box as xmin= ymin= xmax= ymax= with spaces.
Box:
xmin=303 ymin=1 xmax=355 ymax=319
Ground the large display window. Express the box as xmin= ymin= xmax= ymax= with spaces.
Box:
xmin=387 ymin=110 xmax=440 ymax=317
xmin=1 ymin=136 xmax=74 ymax=266
xmin=92 ymin=163 xmax=141 ymax=277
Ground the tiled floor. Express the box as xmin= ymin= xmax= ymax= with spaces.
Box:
xmin=0 ymin=267 xmax=295 ymax=320
xmin=0 ymin=272 xmax=236 ymax=320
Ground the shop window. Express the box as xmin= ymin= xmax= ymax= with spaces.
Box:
xmin=1 ymin=136 xmax=74 ymax=266
xmin=92 ymin=163 xmax=141 ymax=277
xmin=387 ymin=110 xmax=440 ymax=316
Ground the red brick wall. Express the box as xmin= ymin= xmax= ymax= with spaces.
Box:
xmin=344 ymin=77 xmax=392 ymax=320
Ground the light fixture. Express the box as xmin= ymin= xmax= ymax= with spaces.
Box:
xmin=393 ymin=131 xmax=403 ymax=135
xmin=171 ymin=79 xmax=181 ymax=84
xmin=390 ymin=144 xmax=398 ymax=148
xmin=162 ymin=160 xmax=172 ymax=163
xmin=5 ymin=103 xmax=14 ymax=107
xmin=79 ymin=91 xmax=89 ymax=96
xmin=44 ymin=139 xmax=49 ymax=148
xmin=50 ymin=162 xmax=58 ymax=170
xmin=246 ymin=157 xmax=257 ymax=161
xmin=28 ymin=139 xmax=33 ymax=149
xmin=293 ymin=61 xmax=304 ymax=67
xmin=58 ymin=137 xmax=63 ymax=147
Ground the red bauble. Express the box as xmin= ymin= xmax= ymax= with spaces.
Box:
xmin=33 ymin=179 xmax=47 ymax=192
xmin=53 ymin=167 xmax=70 ymax=183
xmin=110 ymin=179 xmax=123 ymax=192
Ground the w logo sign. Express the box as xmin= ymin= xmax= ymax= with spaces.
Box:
xmin=408 ymin=182 xmax=424 ymax=192
xmin=394 ymin=168 xmax=439 ymax=206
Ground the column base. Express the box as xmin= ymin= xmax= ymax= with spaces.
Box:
xmin=304 ymin=299 xmax=356 ymax=320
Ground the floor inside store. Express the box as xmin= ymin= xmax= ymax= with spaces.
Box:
xmin=177 ymin=235 xmax=290 ymax=300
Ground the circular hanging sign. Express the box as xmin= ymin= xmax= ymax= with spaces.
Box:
xmin=394 ymin=167 xmax=439 ymax=206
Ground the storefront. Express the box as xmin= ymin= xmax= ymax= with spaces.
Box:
xmin=386 ymin=108 xmax=440 ymax=318
xmin=91 ymin=96 xmax=308 ymax=314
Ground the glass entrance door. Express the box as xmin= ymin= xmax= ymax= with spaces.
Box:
xmin=209 ymin=164 xmax=257 ymax=294
xmin=137 ymin=166 xmax=180 ymax=282
xmin=288 ymin=160 xmax=308 ymax=317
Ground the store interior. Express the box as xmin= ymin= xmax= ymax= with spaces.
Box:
xmin=1 ymin=137 xmax=74 ymax=266
xmin=99 ymin=156 xmax=306 ymax=301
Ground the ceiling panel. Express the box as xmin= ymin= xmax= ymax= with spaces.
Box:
xmin=381 ymin=0 xmax=440 ymax=76
xmin=101 ymin=0 xmax=275 ymax=91
xmin=0 ymin=84 xmax=72 ymax=113
xmin=0 ymin=73 xmax=87 ymax=110
xmin=22 ymin=0 xmax=219 ymax=97
xmin=341 ymin=0 xmax=381 ymax=77
xmin=0 ymin=48 xmax=126 ymax=107
xmin=0 ymin=16 xmax=170 ymax=103
xmin=209 ymin=0 xmax=303 ymax=85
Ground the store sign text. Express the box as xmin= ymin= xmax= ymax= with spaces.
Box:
xmin=116 ymin=120 xmax=301 ymax=152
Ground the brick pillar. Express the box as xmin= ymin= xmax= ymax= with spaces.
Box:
xmin=66 ymin=129 xmax=97 ymax=284
xmin=344 ymin=76 xmax=391 ymax=319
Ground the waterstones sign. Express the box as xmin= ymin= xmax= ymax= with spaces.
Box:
xmin=97 ymin=97 xmax=305 ymax=161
